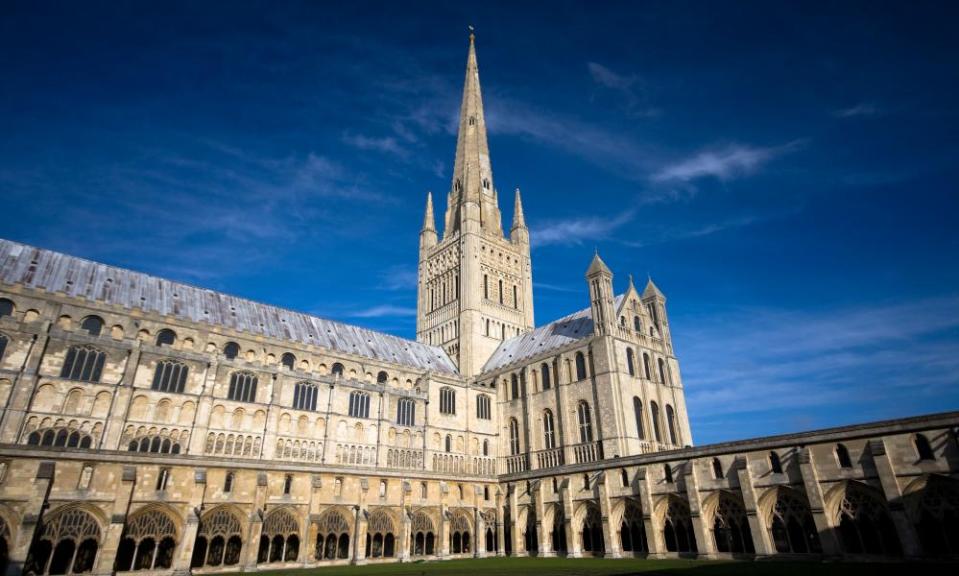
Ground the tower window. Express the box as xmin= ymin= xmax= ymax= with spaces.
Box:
xmin=281 ymin=352 xmax=296 ymax=370
xmin=227 ymin=371 xmax=258 ymax=403
xmin=156 ymin=467 xmax=170 ymax=491
xmin=348 ymin=391 xmax=371 ymax=418
xmin=439 ymin=387 xmax=456 ymax=415
xmin=575 ymin=352 xmax=587 ymax=381
xmin=224 ymin=472 xmax=234 ymax=493
xmin=155 ymin=329 xmax=176 ymax=347
xmin=283 ymin=474 xmax=293 ymax=495
xmin=80 ymin=316 xmax=103 ymax=337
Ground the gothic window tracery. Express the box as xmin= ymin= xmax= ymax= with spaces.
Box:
xmin=60 ymin=345 xmax=105 ymax=383
xmin=114 ymin=508 xmax=178 ymax=572
xmin=476 ymin=394 xmax=491 ymax=420
xmin=769 ymin=488 xmax=821 ymax=553
xmin=439 ymin=387 xmax=456 ymax=415
xmin=25 ymin=508 xmax=101 ymax=576
xmin=227 ymin=371 xmax=257 ymax=403
xmin=191 ymin=508 xmax=243 ymax=568
xmin=396 ymin=398 xmax=415 ymax=426
xmin=314 ymin=510 xmax=351 ymax=560
xmin=835 ymin=483 xmax=901 ymax=556
xmin=152 ymin=360 xmax=188 ymax=393
xmin=663 ymin=498 xmax=697 ymax=553
xmin=620 ymin=500 xmax=647 ymax=553
xmin=410 ymin=512 xmax=435 ymax=556
xmin=449 ymin=513 xmax=471 ymax=554
xmin=257 ymin=509 xmax=300 ymax=564
xmin=365 ymin=510 xmax=396 ymax=558
xmin=293 ymin=382 xmax=318 ymax=412
xmin=712 ymin=493 xmax=754 ymax=554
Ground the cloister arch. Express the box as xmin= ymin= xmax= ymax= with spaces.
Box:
xmin=904 ymin=475 xmax=959 ymax=556
xmin=614 ymin=498 xmax=646 ymax=554
xmin=258 ymin=508 xmax=300 ymax=564
xmin=573 ymin=501 xmax=604 ymax=555
xmin=660 ymin=496 xmax=697 ymax=554
xmin=191 ymin=506 xmax=244 ymax=568
xmin=364 ymin=509 xmax=396 ymax=559
xmin=410 ymin=510 xmax=436 ymax=556
xmin=758 ymin=486 xmax=821 ymax=554
xmin=826 ymin=481 xmax=901 ymax=556
xmin=25 ymin=505 xmax=104 ymax=575
xmin=449 ymin=510 xmax=472 ymax=554
xmin=704 ymin=491 xmax=754 ymax=554
xmin=314 ymin=507 xmax=351 ymax=560
xmin=115 ymin=505 xmax=180 ymax=571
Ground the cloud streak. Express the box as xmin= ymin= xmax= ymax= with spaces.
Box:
xmin=346 ymin=304 xmax=418 ymax=318
xmin=652 ymin=141 xmax=805 ymax=183
xmin=531 ymin=210 xmax=635 ymax=248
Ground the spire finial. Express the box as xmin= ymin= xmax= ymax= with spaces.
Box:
xmin=468 ymin=25 xmax=475 ymax=42
xmin=511 ymin=187 xmax=526 ymax=230
xmin=422 ymin=191 xmax=436 ymax=232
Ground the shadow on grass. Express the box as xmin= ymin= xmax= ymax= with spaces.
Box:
xmin=252 ymin=556 xmax=959 ymax=576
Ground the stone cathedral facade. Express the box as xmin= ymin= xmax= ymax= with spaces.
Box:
xmin=0 ymin=34 xmax=957 ymax=576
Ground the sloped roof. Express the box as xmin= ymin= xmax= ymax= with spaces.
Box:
xmin=482 ymin=294 xmax=623 ymax=374
xmin=0 ymin=238 xmax=457 ymax=374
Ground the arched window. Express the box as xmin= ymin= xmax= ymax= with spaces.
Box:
xmin=620 ymin=316 xmax=626 ymax=327
xmin=577 ymin=401 xmax=593 ymax=443
xmin=28 ymin=426 xmax=94 ymax=449
xmin=712 ymin=457 xmax=724 ymax=479
xmin=483 ymin=275 xmax=489 ymax=299
xmin=281 ymin=353 xmax=296 ymax=371
xmin=633 ymin=316 xmax=641 ymax=332
xmin=223 ymin=342 xmax=240 ymax=360
xmin=543 ymin=409 xmax=556 ymax=449
xmin=836 ymin=443 xmax=853 ymax=468
xmin=348 ymin=391 xmax=370 ymax=418
xmin=541 ymin=363 xmax=551 ymax=389
xmin=331 ymin=363 xmax=344 ymax=377
xmin=633 ymin=397 xmax=645 ymax=440
xmin=396 ymin=398 xmax=415 ymax=426
xmin=650 ymin=401 xmax=662 ymax=442
xmin=292 ymin=382 xmax=318 ymax=411
xmin=377 ymin=371 xmax=388 ymax=384
xmin=770 ymin=451 xmax=783 ymax=474
xmin=666 ymin=404 xmax=678 ymax=445
xmin=915 ymin=434 xmax=935 ymax=460
xmin=156 ymin=468 xmax=170 ymax=491
xmin=439 ymin=387 xmax=456 ymax=415
xmin=80 ymin=316 xmax=103 ymax=337
xmin=60 ymin=345 xmax=106 ymax=382
xmin=769 ymin=488 xmax=821 ymax=554
xmin=283 ymin=474 xmax=293 ymax=494
xmin=126 ymin=435 xmax=181 ymax=454
xmin=498 ymin=280 xmax=504 ymax=304
xmin=664 ymin=465 xmax=673 ymax=484
xmin=626 ymin=348 xmax=635 ymax=376
xmin=476 ymin=394 xmax=491 ymax=420
xmin=224 ymin=472 xmax=234 ymax=493
xmin=227 ymin=371 xmax=258 ymax=403
xmin=0 ymin=332 xmax=9 ymax=363
xmin=575 ymin=352 xmax=587 ymax=381
xmin=0 ymin=299 xmax=14 ymax=318
xmin=643 ymin=353 xmax=651 ymax=379
xmin=192 ymin=508 xmax=244 ymax=568
xmin=483 ymin=439 xmax=489 ymax=456
xmin=155 ymin=329 xmax=176 ymax=347
xmin=445 ymin=435 xmax=452 ymax=453
xmin=509 ymin=419 xmax=520 ymax=455
xmin=510 ymin=374 xmax=519 ymax=399
xmin=152 ymin=360 xmax=188 ymax=393
xmin=115 ymin=508 xmax=179 ymax=571
xmin=658 ymin=358 xmax=669 ymax=384
xmin=27 ymin=507 xmax=102 ymax=575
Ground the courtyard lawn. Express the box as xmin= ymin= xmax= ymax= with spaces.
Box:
xmin=254 ymin=556 xmax=959 ymax=576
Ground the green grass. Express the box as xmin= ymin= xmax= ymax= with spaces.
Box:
xmin=253 ymin=556 xmax=959 ymax=576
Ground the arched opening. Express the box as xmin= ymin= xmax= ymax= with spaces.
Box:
xmin=619 ymin=500 xmax=647 ymax=555
xmin=580 ymin=504 xmax=604 ymax=555
xmin=835 ymin=483 xmax=901 ymax=556
xmin=711 ymin=492 xmax=754 ymax=554
xmin=768 ymin=487 xmax=821 ymax=554
xmin=24 ymin=507 xmax=102 ymax=575
xmin=258 ymin=509 xmax=299 ymax=564
xmin=114 ymin=508 xmax=179 ymax=571
xmin=192 ymin=507 xmax=243 ymax=568
xmin=314 ymin=509 xmax=351 ymax=560
xmin=909 ymin=475 xmax=959 ymax=556
xmin=662 ymin=498 xmax=697 ymax=554
xmin=366 ymin=510 xmax=396 ymax=558
xmin=410 ymin=512 xmax=435 ymax=556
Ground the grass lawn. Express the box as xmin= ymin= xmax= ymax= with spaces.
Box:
xmin=254 ymin=556 xmax=959 ymax=576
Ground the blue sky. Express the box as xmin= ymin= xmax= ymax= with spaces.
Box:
xmin=2 ymin=1 xmax=957 ymax=444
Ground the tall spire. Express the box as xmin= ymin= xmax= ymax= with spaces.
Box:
xmin=444 ymin=30 xmax=503 ymax=238
xmin=511 ymin=187 xmax=526 ymax=230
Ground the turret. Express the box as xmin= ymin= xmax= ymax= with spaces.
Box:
xmin=643 ymin=277 xmax=670 ymax=341
xmin=510 ymin=188 xmax=528 ymax=245
xmin=586 ymin=251 xmax=616 ymax=336
xmin=420 ymin=191 xmax=438 ymax=251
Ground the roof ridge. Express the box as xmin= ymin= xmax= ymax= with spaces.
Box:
xmin=0 ymin=237 xmax=456 ymax=374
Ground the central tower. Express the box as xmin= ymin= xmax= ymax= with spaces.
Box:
xmin=417 ymin=33 xmax=535 ymax=377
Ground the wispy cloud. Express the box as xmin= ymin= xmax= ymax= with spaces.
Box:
xmin=342 ymin=132 xmax=408 ymax=158
xmin=346 ymin=304 xmax=417 ymax=318
xmin=652 ymin=141 xmax=805 ymax=183
xmin=378 ymin=265 xmax=419 ymax=291
xmin=587 ymin=62 xmax=660 ymax=118
xmin=531 ymin=210 xmax=635 ymax=248
xmin=679 ymin=296 xmax=959 ymax=440
xmin=834 ymin=102 xmax=883 ymax=118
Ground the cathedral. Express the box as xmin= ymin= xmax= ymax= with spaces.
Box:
xmin=0 ymin=34 xmax=956 ymax=576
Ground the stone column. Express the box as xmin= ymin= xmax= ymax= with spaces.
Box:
xmin=189 ymin=361 xmax=218 ymax=455
xmin=534 ymin=481 xmax=552 ymax=556
xmin=869 ymin=439 xmax=922 ymax=557
xmin=173 ymin=469 xmax=207 ymax=573
xmin=94 ymin=466 xmax=137 ymax=575
xmin=101 ymin=343 xmax=141 ymax=450
xmin=4 ymin=461 xmax=55 ymax=576
xmin=508 ymin=485 xmax=524 ymax=556
xmin=438 ymin=487 xmax=449 ymax=557
xmin=734 ymin=457 xmax=773 ymax=556
xmin=398 ymin=481 xmax=411 ymax=562
xmin=495 ymin=490 xmax=506 ymax=556
xmin=475 ymin=503 xmax=486 ymax=558
xmin=352 ymin=480 xmax=368 ymax=564
xmin=597 ymin=473 xmax=621 ymax=558
xmin=561 ymin=478 xmax=581 ymax=558
xmin=797 ymin=447 xmax=842 ymax=556
xmin=240 ymin=473 xmax=268 ymax=570
xmin=636 ymin=467 xmax=662 ymax=557
xmin=0 ymin=326 xmax=49 ymax=444
xmin=684 ymin=461 xmax=713 ymax=558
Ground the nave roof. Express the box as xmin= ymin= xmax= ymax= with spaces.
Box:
xmin=0 ymin=238 xmax=457 ymax=374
